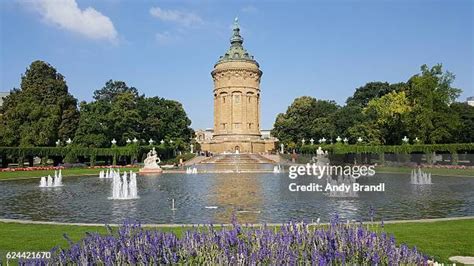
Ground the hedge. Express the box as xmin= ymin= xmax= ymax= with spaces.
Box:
xmin=300 ymin=143 xmax=474 ymax=155
xmin=0 ymin=145 xmax=174 ymax=167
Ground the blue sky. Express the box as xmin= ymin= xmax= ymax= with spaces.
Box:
xmin=1 ymin=0 xmax=473 ymax=129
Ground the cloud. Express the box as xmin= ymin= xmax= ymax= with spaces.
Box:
xmin=149 ymin=6 xmax=203 ymax=27
xmin=241 ymin=5 xmax=258 ymax=14
xmin=30 ymin=0 xmax=118 ymax=42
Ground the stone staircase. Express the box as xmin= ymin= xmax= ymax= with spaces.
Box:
xmin=201 ymin=153 xmax=276 ymax=165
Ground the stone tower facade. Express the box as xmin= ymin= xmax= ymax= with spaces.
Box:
xmin=198 ymin=19 xmax=275 ymax=153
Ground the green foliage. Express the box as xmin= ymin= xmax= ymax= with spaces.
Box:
xmin=138 ymin=97 xmax=193 ymax=143
xmin=93 ymin=80 xmax=140 ymax=102
xmin=273 ymin=64 xmax=469 ymax=146
xmin=346 ymin=81 xmax=406 ymax=107
xmin=363 ymin=91 xmax=411 ymax=144
xmin=405 ymin=64 xmax=461 ymax=144
xmin=300 ymin=143 xmax=474 ymax=155
xmin=0 ymin=61 xmax=79 ymax=146
xmin=450 ymin=102 xmax=474 ymax=143
xmin=272 ymin=96 xmax=339 ymax=144
xmin=333 ymin=105 xmax=365 ymax=137
xmin=346 ymin=122 xmax=382 ymax=145
xmin=74 ymin=80 xmax=193 ymax=147
xmin=73 ymin=100 xmax=111 ymax=147
xmin=0 ymin=145 xmax=174 ymax=166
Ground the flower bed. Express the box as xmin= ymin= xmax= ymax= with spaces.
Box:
xmin=0 ymin=166 xmax=64 ymax=172
xmin=419 ymin=164 xmax=474 ymax=169
xmin=87 ymin=165 xmax=139 ymax=169
xmin=27 ymin=216 xmax=428 ymax=265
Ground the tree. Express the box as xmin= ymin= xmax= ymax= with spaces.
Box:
xmin=364 ymin=91 xmax=411 ymax=144
xmin=272 ymin=96 xmax=339 ymax=144
xmin=108 ymin=92 xmax=141 ymax=144
xmin=93 ymin=80 xmax=139 ymax=102
xmin=138 ymin=97 xmax=193 ymax=142
xmin=73 ymin=100 xmax=111 ymax=147
xmin=0 ymin=61 xmax=79 ymax=146
xmin=405 ymin=64 xmax=461 ymax=143
xmin=332 ymin=105 xmax=365 ymax=138
xmin=450 ymin=102 xmax=474 ymax=143
xmin=346 ymin=82 xmax=406 ymax=107
xmin=347 ymin=122 xmax=382 ymax=145
xmin=74 ymin=80 xmax=193 ymax=147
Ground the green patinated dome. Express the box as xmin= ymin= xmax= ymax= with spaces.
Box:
xmin=216 ymin=18 xmax=259 ymax=66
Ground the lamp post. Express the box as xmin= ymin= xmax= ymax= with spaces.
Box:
xmin=132 ymin=137 xmax=138 ymax=144
xmin=280 ymin=143 xmax=284 ymax=154
xmin=111 ymin=138 xmax=117 ymax=146
xmin=302 ymin=138 xmax=305 ymax=145
xmin=310 ymin=138 xmax=314 ymax=145
xmin=126 ymin=138 xmax=131 ymax=144
xmin=55 ymin=139 xmax=61 ymax=146
xmin=190 ymin=144 xmax=194 ymax=154
xmin=343 ymin=137 xmax=348 ymax=144
xmin=357 ymin=137 xmax=363 ymax=143
xmin=148 ymin=139 xmax=154 ymax=145
xmin=66 ymin=138 xmax=72 ymax=145
xmin=160 ymin=139 xmax=165 ymax=145
xmin=336 ymin=136 xmax=342 ymax=142
xmin=414 ymin=137 xmax=420 ymax=143
xmin=321 ymin=137 xmax=326 ymax=144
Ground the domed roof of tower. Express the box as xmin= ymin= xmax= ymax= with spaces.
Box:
xmin=216 ymin=18 xmax=259 ymax=66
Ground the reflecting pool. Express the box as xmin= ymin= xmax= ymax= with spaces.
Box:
xmin=0 ymin=172 xmax=473 ymax=224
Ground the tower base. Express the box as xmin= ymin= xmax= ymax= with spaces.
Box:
xmin=200 ymin=138 xmax=275 ymax=154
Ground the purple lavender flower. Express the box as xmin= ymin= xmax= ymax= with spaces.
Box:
xmin=31 ymin=212 xmax=429 ymax=265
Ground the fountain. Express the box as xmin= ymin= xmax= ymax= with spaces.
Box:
xmin=186 ymin=166 xmax=198 ymax=174
xmin=273 ymin=165 xmax=281 ymax=173
xmin=411 ymin=167 xmax=432 ymax=185
xmin=171 ymin=199 xmax=177 ymax=211
xmin=39 ymin=170 xmax=63 ymax=187
xmin=327 ymin=175 xmax=358 ymax=198
xmin=139 ymin=148 xmax=163 ymax=174
xmin=99 ymin=168 xmax=119 ymax=179
xmin=109 ymin=170 xmax=139 ymax=200
xmin=312 ymin=147 xmax=330 ymax=166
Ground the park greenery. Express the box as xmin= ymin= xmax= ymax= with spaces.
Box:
xmin=1 ymin=61 xmax=473 ymax=166
xmin=0 ymin=60 xmax=193 ymax=149
xmin=272 ymin=64 xmax=474 ymax=148
xmin=0 ymin=61 xmax=194 ymax=166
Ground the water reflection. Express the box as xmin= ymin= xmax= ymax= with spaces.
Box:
xmin=209 ymin=173 xmax=262 ymax=223
xmin=0 ymin=173 xmax=473 ymax=224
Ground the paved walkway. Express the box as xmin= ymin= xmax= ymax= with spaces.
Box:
xmin=0 ymin=216 xmax=472 ymax=228
xmin=449 ymin=256 xmax=474 ymax=264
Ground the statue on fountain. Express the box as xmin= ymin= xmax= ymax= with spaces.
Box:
xmin=139 ymin=147 xmax=163 ymax=174
xmin=312 ymin=146 xmax=330 ymax=165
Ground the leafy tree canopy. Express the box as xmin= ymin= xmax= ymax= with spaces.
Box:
xmin=273 ymin=64 xmax=468 ymax=146
xmin=74 ymin=80 xmax=193 ymax=147
xmin=0 ymin=60 xmax=79 ymax=147
xmin=272 ymin=96 xmax=339 ymax=144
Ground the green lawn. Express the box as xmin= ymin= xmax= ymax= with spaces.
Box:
xmin=383 ymin=219 xmax=474 ymax=263
xmin=0 ymin=219 xmax=472 ymax=264
xmin=376 ymin=166 xmax=474 ymax=177
xmin=0 ymin=167 xmax=140 ymax=181
xmin=1 ymin=165 xmax=472 ymax=181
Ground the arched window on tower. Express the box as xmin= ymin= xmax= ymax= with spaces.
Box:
xmin=247 ymin=91 xmax=254 ymax=103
